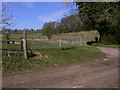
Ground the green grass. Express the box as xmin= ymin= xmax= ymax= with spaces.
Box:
xmin=3 ymin=46 xmax=103 ymax=73
xmin=2 ymin=40 xmax=78 ymax=50
xmin=2 ymin=30 xmax=98 ymax=51
xmin=38 ymin=46 xmax=102 ymax=65
xmin=28 ymin=41 xmax=78 ymax=49
xmin=92 ymin=43 xmax=120 ymax=48
xmin=2 ymin=31 xmax=102 ymax=73
xmin=2 ymin=44 xmax=21 ymax=51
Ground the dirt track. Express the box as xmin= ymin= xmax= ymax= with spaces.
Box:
xmin=2 ymin=47 xmax=118 ymax=88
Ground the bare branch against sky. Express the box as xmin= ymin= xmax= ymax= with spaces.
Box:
xmin=0 ymin=3 xmax=16 ymax=29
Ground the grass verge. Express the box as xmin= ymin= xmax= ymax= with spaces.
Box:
xmin=2 ymin=46 xmax=103 ymax=73
xmin=92 ymin=43 xmax=120 ymax=48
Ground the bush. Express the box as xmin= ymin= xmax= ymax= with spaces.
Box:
xmin=101 ymin=33 xmax=118 ymax=45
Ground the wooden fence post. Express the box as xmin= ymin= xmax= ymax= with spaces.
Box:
xmin=20 ymin=37 xmax=23 ymax=51
xmin=82 ymin=33 xmax=86 ymax=45
xmin=80 ymin=33 xmax=86 ymax=45
xmin=59 ymin=38 xmax=62 ymax=47
xmin=23 ymin=31 xmax=28 ymax=59
xmin=59 ymin=35 xmax=62 ymax=47
xmin=72 ymin=35 xmax=74 ymax=44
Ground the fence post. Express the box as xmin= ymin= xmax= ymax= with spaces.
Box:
xmin=72 ymin=35 xmax=74 ymax=44
xmin=80 ymin=33 xmax=86 ymax=45
xmin=59 ymin=34 xmax=62 ymax=47
xmin=83 ymin=33 xmax=86 ymax=45
xmin=20 ymin=37 xmax=23 ymax=51
xmin=59 ymin=38 xmax=62 ymax=47
xmin=23 ymin=31 xmax=28 ymax=59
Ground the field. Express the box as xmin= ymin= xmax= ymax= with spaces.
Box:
xmin=2 ymin=30 xmax=103 ymax=73
xmin=2 ymin=30 xmax=99 ymax=49
xmin=2 ymin=30 xmax=99 ymax=41
xmin=65 ymin=30 xmax=99 ymax=42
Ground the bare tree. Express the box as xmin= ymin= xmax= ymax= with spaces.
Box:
xmin=0 ymin=3 xmax=15 ymax=44
xmin=62 ymin=2 xmax=78 ymax=16
xmin=0 ymin=3 xmax=15 ymax=29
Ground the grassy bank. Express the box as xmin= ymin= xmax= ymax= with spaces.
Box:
xmin=3 ymin=46 xmax=103 ymax=73
xmin=92 ymin=43 xmax=120 ymax=48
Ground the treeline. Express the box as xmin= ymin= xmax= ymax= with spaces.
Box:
xmin=76 ymin=2 xmax=120 ymax=44
xmin=42 ymin=2 xmax=120 ymax=45
xmin=41 ymin=15 xmax=85 ymax=35
xmin=1 ymin=28 xmax=40 ymax=34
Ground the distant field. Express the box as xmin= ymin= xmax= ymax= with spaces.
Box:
xmin=57 ymin=30 xmax=99 ymax=42
xmin=2 ymin=30 xmax=99 ymax=42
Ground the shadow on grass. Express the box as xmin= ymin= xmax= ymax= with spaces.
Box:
xmin=87 ymin=37 xmax=99 ymax=45
xmin=28 ymin=52 xmax=37 ymax=58
xmin=86 ymin=41 xmax=97 ymax=45
xmin=60 ymin=46 xmax=76 ymax=50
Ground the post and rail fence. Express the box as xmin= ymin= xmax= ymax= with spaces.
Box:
xmin=2 ymin=31 xmax=86 ymax=59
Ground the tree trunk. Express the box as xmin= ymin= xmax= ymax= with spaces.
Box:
xmin=99 ymin=32 xmax=103 ymax=43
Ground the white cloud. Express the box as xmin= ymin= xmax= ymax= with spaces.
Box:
xmin=38 ymin=9 xmax=68 ymax=23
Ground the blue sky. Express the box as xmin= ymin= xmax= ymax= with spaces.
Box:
xmin=6 ymin=2 xmax=71 ymax=30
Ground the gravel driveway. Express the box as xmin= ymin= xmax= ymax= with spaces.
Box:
xmin=2 ymin=47 xmax=118 ymax=88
